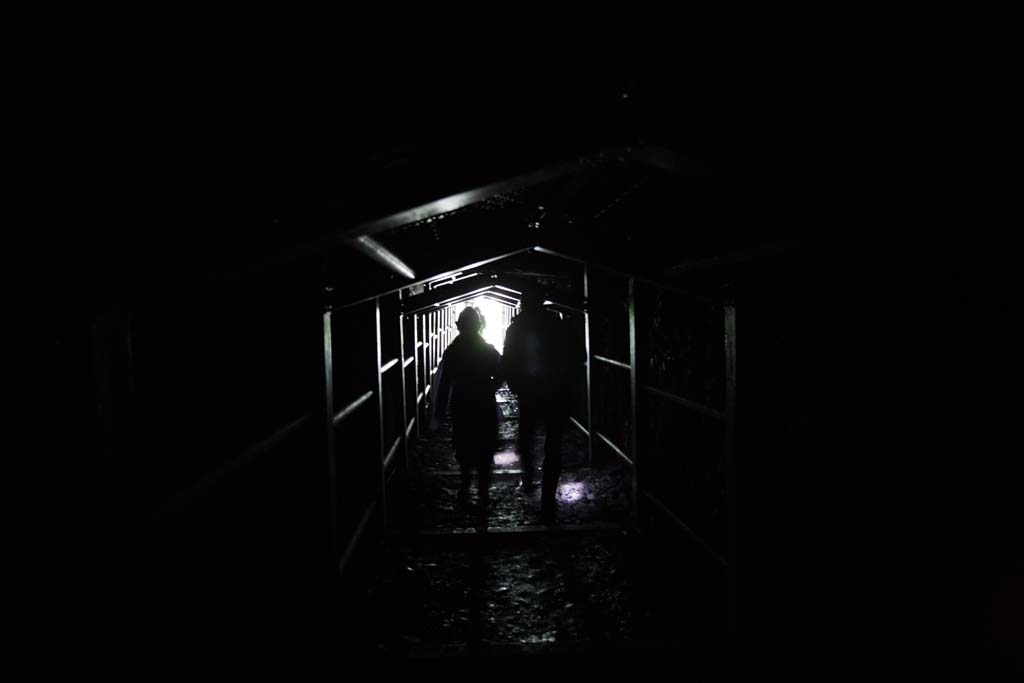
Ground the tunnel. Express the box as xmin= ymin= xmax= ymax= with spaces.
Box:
xmin=77 ymin=144 xmax=795 ymax=667
xmin=47 ymin=67 xmax=1020 ymax=675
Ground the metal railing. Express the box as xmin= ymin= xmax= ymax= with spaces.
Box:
xmin=593 ymin=354 xmax=631 ymax=370
xmin=569 ymin=416 xmax=589 ymax=437
xmin=640 ymin=384 xmax=725 ymax=422
xmin=334 ymin=391 xmax=374 ymax=426
xmin=596 ymin=430 xmax=633 ymax=467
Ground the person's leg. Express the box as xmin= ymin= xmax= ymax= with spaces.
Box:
xmin=454 ymin=420 xmax=472 ymax=507
xmin=540 ymin=411 xmax=567 ymax=520
xmin=517 ymin=397 xmax=539 ymax=489
xmin=476 ymin=447 xmax=493 ymax=509
xmin=458 ymin=458 xmax=473 ymax=507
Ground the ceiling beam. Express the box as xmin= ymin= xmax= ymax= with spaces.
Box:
xmin=404 ymin=283 xmax=520 ymax=315
xmin=350 ymin=235 xmax=416 ymax=279
xmin=332 ymin=246 xmax=535 ymax=311
xmin=327 ymin=146 xmax=628 ymax=242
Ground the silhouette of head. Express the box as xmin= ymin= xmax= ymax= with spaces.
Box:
xmin=457 ymin=306 xmax=483 ymax=334
xmin=520 ymin=290 xmax=544 ymax=312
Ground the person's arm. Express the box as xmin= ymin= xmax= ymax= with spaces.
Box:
xmin=502 ymin=324 xmax=523 ymax=394
xmin=489 ymin=346 xmax=503 ymax=394
xmin=429 ymin=353 xmax=451 ymax=431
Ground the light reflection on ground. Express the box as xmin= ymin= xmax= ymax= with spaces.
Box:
xmin=493 ymin=451 xmax=519 ymax=467
xmin=557 ymin=482 xmax=587 ymax=504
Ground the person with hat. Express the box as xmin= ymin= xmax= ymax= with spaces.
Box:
xmin=430 ymin=306 xmax=503 ymax=512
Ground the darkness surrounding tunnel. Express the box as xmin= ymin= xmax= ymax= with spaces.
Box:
xmin=33 ymin=53 xmax=1020 ymax=675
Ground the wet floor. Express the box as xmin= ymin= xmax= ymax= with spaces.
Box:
xmin=395 ymin=386 xmax=630 ymax=532
xmin=343 ymin=386 xmax=726 ymax=660
xmin=351 ymin=530 xmax=725 ymax=660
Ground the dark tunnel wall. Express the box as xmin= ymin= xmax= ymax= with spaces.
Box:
xmin=129 ymin=296 xmax=314 ymax=500
xmin=88 ymin=271 xmax=342 ymax=638
xmin=636 ymin=284 xmax=729 ymax=556
xmin=638 ymin=285 xmax=725 ymax=411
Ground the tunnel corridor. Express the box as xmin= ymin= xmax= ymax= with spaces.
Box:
xmin=66 ymin=127 xmax=823 ymax=668
xmin=315 ymin=262 xmax=732 ymax=658
xmin=284 ymin=240 xmax=736 ymax=665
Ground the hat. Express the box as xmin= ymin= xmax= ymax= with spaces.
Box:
xmin=456 ymin=306 xmax=482 ymax=332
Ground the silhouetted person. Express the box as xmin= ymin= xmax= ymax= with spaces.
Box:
xmin=431 ymin=307 xmax=502 ymax=511
xmin=503 ymin=292 xmax=575 ymax=523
